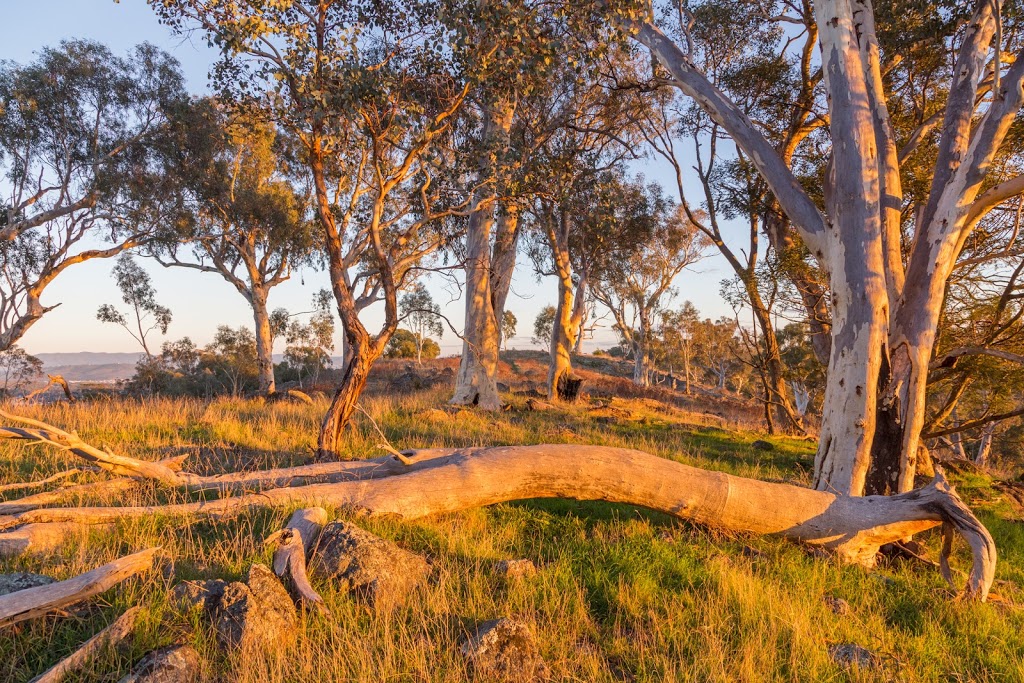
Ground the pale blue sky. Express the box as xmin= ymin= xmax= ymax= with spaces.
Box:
xmin=4 ymin=0 xmax=737 ymax=356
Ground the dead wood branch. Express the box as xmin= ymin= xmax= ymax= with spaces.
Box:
xmin=0 ymin=446 xmax=996 ymax=600
xmin=22 ymin=375 xmax=76 ymax=404
xmin=266 ymin=507 xmax=329 ymax=613
xmin=0 ymin=548 xmax=158 ymax=628
xmin=29 ymin=606 xmax=142 ymax=683
xmin=0 ymin=468 xmax=89 ymax=494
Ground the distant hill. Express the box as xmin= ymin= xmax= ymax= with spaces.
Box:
xmin=40 ymin=363 xmax=137 ymax=383
xmin=36 ymin=352 xmax=143 ymax=367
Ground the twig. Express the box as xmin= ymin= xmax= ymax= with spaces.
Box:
xmin=354 ymin=404 xmax=413 ymax=465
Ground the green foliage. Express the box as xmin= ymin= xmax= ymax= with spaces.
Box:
xmin=278 ymin=290 xmax=335 ymax=387
xmin=97 ymin=254 xmax=172 ymax=357
xmin=501 ymin=310 xmax=518 ymax=349
xmin=385 ymin=328 xmax=440 ymax=360
xmin=533 ymin=305 xmax=555 ymax=346
xmin=0 ymin=345 xmax=42 ymax=395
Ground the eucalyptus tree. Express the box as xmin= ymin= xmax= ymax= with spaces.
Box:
xmin=153 ymin=1 xmax=479 ymax=456
xmin=450 ymin=0 xmax=564 ymax=410
xmin=590 ymin=181 xmax=709 ymax=386
xmin=151 ymin=99 xmax=315 ymax=396
xmin=96 ymin=254 xmax=172 ymax=359
xmin=399 ymin=284 xmax=443 ymax=365
xmin=0 ymin=40 xmax=185 ymax=351
xmin=635 ymin=1 xmax=807 ymax=432
xmin=604 ymin=0 xmax=1024 ymax=499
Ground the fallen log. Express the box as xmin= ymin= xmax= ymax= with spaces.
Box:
xmin=0 ymin=521 xmax=113 ymax=558
xmin=0 ymin=548 xmax=158 ymax=628
xmin=0 ymin=446 xmax=995 ymax=599
xmin=29 ymin=606 xmax=142 ymax=683
xmin=266 ymin=507 xmax=329 ymax=613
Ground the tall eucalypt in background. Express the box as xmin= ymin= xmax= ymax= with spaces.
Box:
xmin=148 ymin=99 xmax=316 ymax=396
xmin=152 ymin=1 xmax=479 ymax=456
xmin=0 ymin=40 xmax=186 ymax=352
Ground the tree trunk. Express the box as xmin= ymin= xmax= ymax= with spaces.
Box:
xmin=318 ymin=337 xmax=374 ymax=459
xmin=452 ymin=205 xmax=502 ymax=410
xmin=547 ymin=272 xmax=576 ymax=400
xmin=251 ymin=287 xmax=276 ymax=396
xmin=451 ymin=103 xmax=514 ymax=411
xmin=632 ymin=341 xmax=649 ymax=386
xmin=745 ymin=279 xmax=804 ymax=434
xmin=492 ymin=204 xmax=520 ymax=346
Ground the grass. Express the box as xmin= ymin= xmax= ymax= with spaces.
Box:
xmin=0 ymin=379 xmax=1022 ymax=682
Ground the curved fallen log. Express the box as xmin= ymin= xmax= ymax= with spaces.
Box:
xmin=0 ymin=446 xmax=995 ymax=599
xmin=0 ymin=548 xmax=158 ymax=628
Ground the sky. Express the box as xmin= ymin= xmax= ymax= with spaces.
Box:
xmin=4 ymin=0 xmax=741 ymax=357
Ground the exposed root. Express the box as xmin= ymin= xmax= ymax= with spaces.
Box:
xmin=0 ymin=548 xmax=158 ymax=628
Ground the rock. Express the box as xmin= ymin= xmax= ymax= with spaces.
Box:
xmin=312 ymin=521 xmax=429 ymax=608
xmin=118 ymin=645 xmax=202 ymax=683
xmin=739 ymin=545 xmax=765 ymax=559
xmin=751 ymin=440 xmax=775 ymax=451
xmin=828 ymin=643 xmax=879 ymax=670
xmin=461 ymin=618 xmax=550 ymax=682
xmin=497 ymin=382 xmax=511 ymax=393
xmin=525 ymin=398 xmax=554 ymax=412
xmin=0 ymin=572 xmax=54 ymax=596
xmin=214 ymin=564 xmax=297 ymax=652
xmin=495 ymin=559 xmax=537 ymax=579
xmin=823 ymin=595 xmax=851 ymax=615
xmin=170 ymin=579 xmax=226 ymax=613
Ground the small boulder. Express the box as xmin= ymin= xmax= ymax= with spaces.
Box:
xmin=0 ymin=572 xmax=54 ymax=596
xmin=117 ymin=645 xmax=202 ymax=683
xmin=495 ymin=559 xmax=537 ymax=579
xmin=312 ymin=521 xmax=429 ymax=609
xmin=214 ymin=564 xmax=297 ymax=652
xmin=751 ymin=440 xmax=775 ymax=451
xmin=828 ymin=643 xmax=879 ymax=670
xmin=823 ymin=595 xmax=851 ymax=616
xmin=170 ymin=579 xmax=226 ymax=613
xmin=461 ymin=618 xmax=550 ymax=682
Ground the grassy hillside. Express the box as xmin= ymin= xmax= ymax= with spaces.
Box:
xmin=0 ymin=363 xmax=1022 ymax=682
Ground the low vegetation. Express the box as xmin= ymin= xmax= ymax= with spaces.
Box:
xmin=1 ymin=357 xmax=1022 ymax=681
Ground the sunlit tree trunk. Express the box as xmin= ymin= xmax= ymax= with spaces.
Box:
xmin=452 ymin=101 xmax=515 ymax=410
xmin=251 ymin=286 xmax=276 ymax=395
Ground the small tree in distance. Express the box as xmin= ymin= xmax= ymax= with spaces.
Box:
xmin=532 ymin=306 xmax=555 ymax=347
xmin=501 ymin=311 xmax=517 ymax=352
xmin=399 ymin=285 xmax=444 ymax=366
xmin=97 ymin=254 xmax=172 ymax=359
xmin=0 ymin=345 xmax=43 ymax=396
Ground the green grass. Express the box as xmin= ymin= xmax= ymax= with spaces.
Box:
xmin=0 ymin=389 xmax=1021 ymax=682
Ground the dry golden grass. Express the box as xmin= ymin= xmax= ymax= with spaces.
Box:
xmin=0 ymin=385 xmax=1021 ymax=682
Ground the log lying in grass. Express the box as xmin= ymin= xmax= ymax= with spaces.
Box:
xmin=0 ymin=478 xmax=137 ymax=516
xmin=0 ymin=521 xmax=113 ymax=558
xmin=0 ymin=469 xmax=88 ymax=494
xmin=0 ymin=445 xmax=996 ymax=599
xmin=0 ymin=411 xmax=455 ymax=494
xmin=0 ymin=411 xmax=183 ymax=486
xmin=266 ymin=507 xmax=329 ymax=613
xmin=29 ymin=606 xmax=142 ymax=683
xmin=0 ymin=548 xmax=158 ymax=628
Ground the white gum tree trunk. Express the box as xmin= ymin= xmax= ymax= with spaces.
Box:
xmin=626 ymin=0 xmax=1024 ymax=497
xmin=452 ymin=101 xmax=516 ymax=410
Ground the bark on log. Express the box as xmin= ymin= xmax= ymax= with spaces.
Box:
xmin=0 ymin=446 xmax=995 ymax=599
xmin=0 ymin=548 xmax=158 ymax=628
xmin=0 ymin=521 xmax=113 ymax=558
xmin=29 ymin=606 xmax=142 ymax=683
xmin=266 ymin=507 xmax=329 ymax=613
